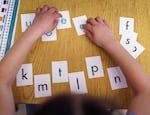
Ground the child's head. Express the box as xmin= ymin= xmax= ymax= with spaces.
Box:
xmin=31 ymin=94 xmax=113 ymax=115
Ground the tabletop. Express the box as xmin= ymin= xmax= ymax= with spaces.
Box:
xmin=12 ymin=0 xmax=150 ymax=108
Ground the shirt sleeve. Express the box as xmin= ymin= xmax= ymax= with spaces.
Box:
xmin=127 ymin=113 xmax=137 ymax=115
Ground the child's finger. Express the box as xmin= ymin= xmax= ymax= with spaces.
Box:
xmin=36 ymin=8 xmax=41 ymax=15
xmin=53 ymin=12 xmax=62 ymax=19
xmin=41 ymin=5 xmax=49 ymax=13
xmin=48 ymin=7 xmax=58 ymax=14
xmin=95 ymin=16 xmax=103 ymax=23
xmin=85 ymin=29 xmax=93 ymax=39
xmin=53 ymin=19 xmax=59 ymax=28
xmin=103 ymin=20 xmax=110 ymax=28
xmin=87 ymin=18 xmax=98 ymax=25
xmin=83 ymin=23 xmax=93 ymax=33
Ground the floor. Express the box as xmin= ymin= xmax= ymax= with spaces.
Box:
xmin=15 ymin=104 xmax=128 ymax=115
xmin=16 ymin=104 xmax=26 ymax=115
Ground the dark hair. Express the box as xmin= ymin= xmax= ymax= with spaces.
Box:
xmin=31 ymin=94 xmax=113 ymax=115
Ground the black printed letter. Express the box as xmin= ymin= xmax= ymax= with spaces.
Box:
xmin=126 ymin=38 xmax=130 ymax=44
xmin=126 ymin=21 xmax=130 ymax=30
xmin=38 ymin=84 xmax=48 ymax=91
xmin=22 ymin=68 xmax=27 ymax=80
xmin=114 ymin=76 xmax=121 ymax=83
xmin=132 ymin=46 xmax=137 ymax=52
xmin=76 ymin=78 xmax=80 ymax=89
xmin=91 ymin=66 xmax=98 ymax=76
xmin=59 ymin=68 xmax=62 ymax=77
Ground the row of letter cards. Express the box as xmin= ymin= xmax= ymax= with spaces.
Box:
xmin=21 ymin=10 xmax=87 ymax=42
xmin=16 ymin=56 xmax=128 ymax=98
xmin=119 ymin=17 xmax=145 ymax=59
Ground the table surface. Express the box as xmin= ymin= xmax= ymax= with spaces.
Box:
xmin=12 ymin=0 xmax=150 ymax=108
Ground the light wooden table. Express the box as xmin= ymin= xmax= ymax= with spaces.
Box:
xmin=13 ymin=0 xmax=150 ymax=108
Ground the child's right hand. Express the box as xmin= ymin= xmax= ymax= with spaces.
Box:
xmin=31 ymin=5 xmax=62 ymax=37
xmin=83 ymin=17 xmax=116 ymax=49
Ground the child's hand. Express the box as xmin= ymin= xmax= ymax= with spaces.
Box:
xmin=31 ymin=5 xmax=62 ymax=37
xmin=83 ymin=17 xmax=116 ymax=48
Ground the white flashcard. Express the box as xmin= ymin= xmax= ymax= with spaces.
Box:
xmin=119 ymin=17 xmax=134 ymax=35
xmin=34 ymin=74 xmax=51 ymax=98
xmin=52 ymin=60 xmax=68 ymax=83
xmin=126 ymin=41 xmax=145 ymax=59
xmin=42 ymin=28 xmax=57 ymax=41
xmin=57 ymin=10 xmax=71 ymax=29
xmin=107 ymin=67 xmax=128 ymax=90
xmin=16 ymin=63 xmax=33 ymax=86
xmin=69 ymin=71 xmax=88 ymax=94
xmin=21 ymin=13 xmax=35 ymax=32
xmin=120 ymin=32 xmax=138 ymax=43
xmin=72 ymin=15 xmax=87 ymax=36
xmin=121 ymin=41 xmax=145 ymax=59
xmin=120 ymin=32 xmax=138 ymax=47
xmin=85 ymin=56 xmax=104 ymax=78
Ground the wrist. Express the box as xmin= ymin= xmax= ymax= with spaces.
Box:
xmin=103 ymin=39 xmax=120 ymax=52
xmin=27 ymin=25 xmax=43 ymax=39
